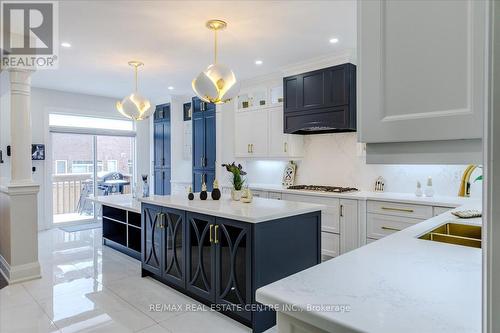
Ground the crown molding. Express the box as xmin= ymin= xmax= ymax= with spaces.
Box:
xmin=238 ymin=49 xmax=357 ymax=88
xmin=280 ymin=49 xmax=356 ymax=76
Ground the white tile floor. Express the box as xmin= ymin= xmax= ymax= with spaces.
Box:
xmin=0 ymin=228 xmax=277 ymax=333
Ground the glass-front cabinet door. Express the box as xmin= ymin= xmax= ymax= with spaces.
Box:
xmin=215 ymin=218 xmax=252 ymax=321
xmin=162 ymin=208 xmax=186 ymax=288
xmin=142 ymin=204 xmax=163 ymax=276
xmin=186 ymin=212 xmax=216 ymax=301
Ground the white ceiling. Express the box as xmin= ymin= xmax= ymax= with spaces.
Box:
xmin=31 ymin=0 xmax=356 ymax=104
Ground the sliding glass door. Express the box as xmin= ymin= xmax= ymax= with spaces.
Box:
xmin=50 ymin=133 xmax=135 ymax=226
xmin=96 ymin=135 xmax=134 ymax=196
xmin=51 ymin=132 xmax=96 ymax=224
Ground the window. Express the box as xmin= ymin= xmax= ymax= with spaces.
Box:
xmin=107 ymin=160 xmax=118 ymax=172
xmin=49 ymin=114 xmax=133 ymax=131
xmin=71 ymin=160 xmax=93 ymax=173
xmin=55 ymin=160 xmax=67 ymax=174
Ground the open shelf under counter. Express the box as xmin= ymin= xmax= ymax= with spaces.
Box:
xmin=93 ymin=195 xmax=142 ymax=260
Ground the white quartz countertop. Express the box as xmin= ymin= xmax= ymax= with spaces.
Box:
xmin=139 ymin=195 xmax=324 ymax=223
xmin=91 ymin=194 xmax=141 ymax=213
xmin=256 ymin=202 xmax=482 ymax=333
xmin=245 ymin=183 xmax=475 ymax=207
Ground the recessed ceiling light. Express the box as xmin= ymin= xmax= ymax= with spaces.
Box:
xmin=255 ymin=60 xmax=263 ymax=65
xmin=61 ymin=42 xmax=71 ymax=48
xmin=329 ymin=38 xmax=339 ymax=44
xmin=167 ymin=86 xmax=174 ymax=90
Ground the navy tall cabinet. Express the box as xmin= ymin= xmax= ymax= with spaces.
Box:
xmin=154 ymin=103 xmax=171 ymax=195
xmin=192 ymin=97 xmax=216 ymax=192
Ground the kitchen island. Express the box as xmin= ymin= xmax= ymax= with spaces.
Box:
xmin=138 ymin=195 xmax=324 ymax=333
xmin=256 ymin=201 xmax=482 ymax=333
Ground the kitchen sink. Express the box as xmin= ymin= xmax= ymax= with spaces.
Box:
xmin=419 ymin=223 xmax=482 ymax=248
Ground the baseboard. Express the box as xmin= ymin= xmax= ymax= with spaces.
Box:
xmin=0 ymin=255 xmax=41 ymax=284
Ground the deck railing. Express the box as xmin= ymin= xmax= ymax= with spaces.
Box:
xmin=52 ymin=173 xmax=131 ymax=215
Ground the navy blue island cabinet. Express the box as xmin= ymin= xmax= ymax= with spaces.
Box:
xmin=192 ymin=97 xmax=216 ymax=192
xmin=141 ymin=203 xmax=321 ymax=333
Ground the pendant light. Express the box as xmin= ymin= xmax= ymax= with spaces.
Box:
xmin=192 ymin=19 xmax=240 ymax=104
xmin=116 ymin=61 xmax=153 ymax=121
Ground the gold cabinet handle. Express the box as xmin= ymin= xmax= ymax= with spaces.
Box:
xmin=247 ymin=144 xmax=250 ymax=153
xmin=251 ymin=144 xmax=254 ymax=153
xmin=214 ymin=225 xmax=219 ymax=244
xmin=381 ymin=206 xmax=414 ymax=213
xmin=209 ymin=224 xmax=214 ymax=243
xmin=156 ymin=213 xmax=161 ymax=228
xmin=284 ymin=142 xmax=288 ymax=153
xmin=381 ymin=226 xmax=401 ymax=232
xmin=156 ymin=213 xmax=165 ymax=228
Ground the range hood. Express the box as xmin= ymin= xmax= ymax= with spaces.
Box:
xmin=283 ymin=63 xmax=356 ymax=135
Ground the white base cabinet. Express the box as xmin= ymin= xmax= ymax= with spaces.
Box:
xmin=366 ymin=200 xmax=456 ymax=244
xmin=281 ymin=193 xmax=359 ymax=260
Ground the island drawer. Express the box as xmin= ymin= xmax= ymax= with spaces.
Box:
xmin=367 ymin=213 xmax=422 ymax=239
xmin=367 ymin=200 xmax=433 ymax=219
xmin=321 ymin=231 xmax=340 ymax=260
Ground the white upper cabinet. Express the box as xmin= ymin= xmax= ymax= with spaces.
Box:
xmin=268 ymin=107 xmax=304 ymax=158
xmin=358 ymin=0 xmax=487 ymax=143
xmin=234 ymin=83 xmax=304 ymax=159
xmin=235 ymin=110 xmax=269 ymax=157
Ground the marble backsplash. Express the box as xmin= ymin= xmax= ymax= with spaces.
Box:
xmin=244 ymin=133 xmax=483 ymax=198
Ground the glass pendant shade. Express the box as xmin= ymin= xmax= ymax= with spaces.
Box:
xmin=116 ymin=61 xmax=153 ymax=121
xmin=116 ymin=93 xmax=153 ymax=121
xmin=192 ymin=20 xmax=239 ymax=104
xmin=192 ymin=63 xmax=240 ymax=104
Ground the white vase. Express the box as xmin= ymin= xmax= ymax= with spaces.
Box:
xmin=231 ymin=189 xmax=242 ymax=201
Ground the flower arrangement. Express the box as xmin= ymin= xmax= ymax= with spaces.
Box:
xmin=222 ymin=162 xmax=246 ymax=190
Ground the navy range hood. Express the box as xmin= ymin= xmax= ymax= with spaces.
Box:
xmin=283 ymin=63 xmax=356 ymax=134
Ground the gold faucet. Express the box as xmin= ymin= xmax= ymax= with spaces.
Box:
xmin=458 ymin=164 xmax=477 ymax=197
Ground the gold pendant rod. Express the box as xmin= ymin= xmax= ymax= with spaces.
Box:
xmin=134 ymin=65 xmax=138 ymax=92
xmin=214 ymin=29 xmax=218 ymax=65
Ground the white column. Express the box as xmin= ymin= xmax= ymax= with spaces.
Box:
xmin=9 ymin=69 xmax=34 ymax=184
xmin=0 ymin=69 xmax=40 ymax=283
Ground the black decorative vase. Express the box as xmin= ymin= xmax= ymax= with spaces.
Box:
xmin=211 ymin=188 xmax=221 ymax=200
xmin=188 ymin=186 xmax=194 ymax=200
xmin=200 ymin=191 xmax=207 ymax=200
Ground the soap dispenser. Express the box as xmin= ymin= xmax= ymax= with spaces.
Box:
xmin=424 ymin=177 xmax=434 ymax=197
xmin=415 ymin=181 xmax=423 ymax=197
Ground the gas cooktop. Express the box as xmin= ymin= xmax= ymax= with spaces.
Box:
xmin=287 ymin=185 xmax=359 ymax=193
